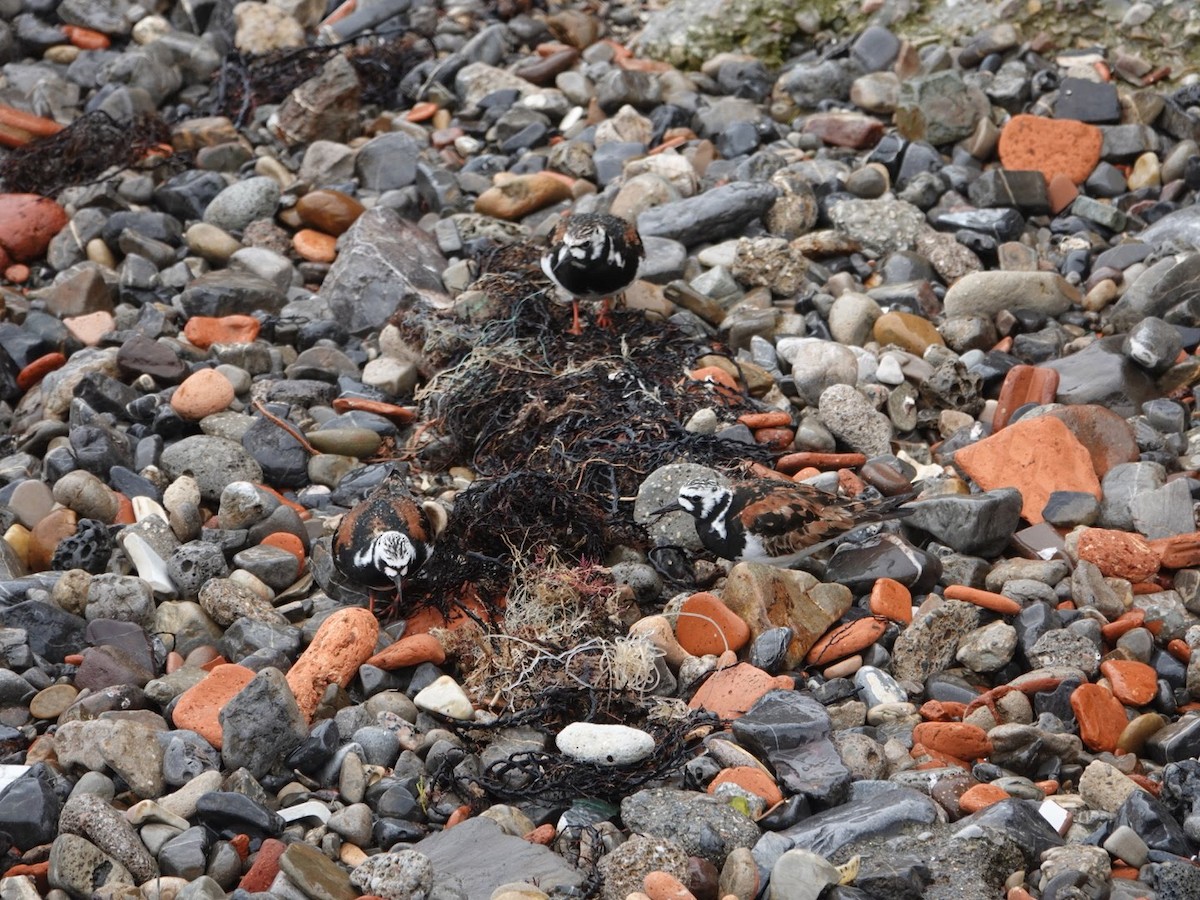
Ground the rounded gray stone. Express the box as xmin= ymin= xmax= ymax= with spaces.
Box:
xmin=160 ymin=436 xmax=265 ymax=504
xmin=202 ymin=176 xmax=281 ymax=232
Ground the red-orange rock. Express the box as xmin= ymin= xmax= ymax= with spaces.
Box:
xmin=1151 ymin=532 xmax=1200 ymax=569
xmin=1077 ymin=528 xmax=1160 ymax=582
xmin=1100 ymin=609 xmax=1144 ymax=643
xmin=676 ymin=592 xmax=751 ymax=657
xmin=171 ymin=368 xmax=236 ymax=420
xmin=953 ymin=415 xmax=1101 ymax=523
xmin=366 ymin=633 xmax=446 ymax=670
xmin=183 ymin=314 xmax=261 ymax=349
xmin=805 ymin=617 xmax=887 ymax=665
xmin=238 ymin=838 xmax=286 ymax=892
xmin=912 ymin=722 xmax=993 ymax=760
xmin=869 ymin=577 xmax=912 ymax=624
xmin=16 ymin=351 xmax=66 ymax=391
xmin=1100 ymin=659 xmax=1157 ymax=706
xmin=992 ymin=365 xmax=1059 ymax=432
xmin=738 ymin=411 xmax=792 ymax=429
xmin=0 ymin=193 xmax=69 ymax=262
xmin=998 ymin=114 xmax=1103 ymax=184
xmin=260 ymin=532 xmax=305 ymax=568
xmin=286 ymin=607 xmax=379 ymax=721
xmin=1070 ymin=683 xmax=1127 ymax=752
xmin=294 ymin=189 xmax=364 ymax=236
xmin=293 ymin=228 xmax=337 ymax=263
xmin=959 ymin=782 xmax=1010 ymax=813
xmin=687 ymin=662 xmax=792 ymax=720
xmin=643 ymin=871 xmax=697 ymax=900
xmin=707 ymin=765 xmax=784 ymax=807
xmin=753 ymin=427 xmax=795 ymax=451
xmin=62 ymin=25 xmax=111 ymax=50
xmin=173 ymin=664 xmax=256 ymax=747
xmin=524 ymin=823 xmax=556 ymax=844
xmin=944 ymin=584 xmax=1022 ymax=615
xmin=1046 ymin=172 xmax=1078 ymax=214
xmin=776 ymin=451 xmax=867 ymax=474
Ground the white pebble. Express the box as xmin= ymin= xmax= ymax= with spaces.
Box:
xmin=413 ymin=675 xmax=474 ymax=720
xmin=555 ymin=722 xmax=655 ymax=766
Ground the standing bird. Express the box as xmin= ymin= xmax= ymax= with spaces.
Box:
xmin=540 ymin=212 xmax=644 ymax=335
xmin=333 ymin=469 xmax=441 ymax=613
xmin=654 ymin=478 xmax=914 ymax=567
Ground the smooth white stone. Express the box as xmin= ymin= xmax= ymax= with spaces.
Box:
xmin=413 ymin=675 xmax=474 ymax=720
xmin=555 ymin=722 xmax=655 ymax=766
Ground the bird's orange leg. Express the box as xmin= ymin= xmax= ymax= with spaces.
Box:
xmin=597 ymin=296 xmax=613 ymax=329
xmin=568 ymin=299 xmax=584 ymax=335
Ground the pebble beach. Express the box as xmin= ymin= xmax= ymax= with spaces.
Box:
xmin=4 ymin=1 xmax=1200 ymax=899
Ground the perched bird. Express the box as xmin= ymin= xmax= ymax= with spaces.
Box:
xmin=540 ymin=212 xmax=644 ymax=335
xmin=333 ymin=469 xmax=442 ymax=612
xmin=654 ymin=478 xmax=914 ymax=567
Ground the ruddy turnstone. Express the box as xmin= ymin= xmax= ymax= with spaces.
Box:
xmin=655 ymin=477 xmax=914 ymax=566
xmin=333 ymin=468 xmax=441 ymax=611
xmin=540 ymin=212 xmax=644 ymax=335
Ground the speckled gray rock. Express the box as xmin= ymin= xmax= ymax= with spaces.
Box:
xmin=203 ymin=176 xmax=281 ymax=232
xmin=166 ymin=542 xmax=231 ymax=600
xmin=49 ymin=833 xmax=135 ymax=896
xmin=620 ymin=787 xmax=759 ymax=864
xmin=85 ymin=574 xmax=157 ymax=628
xmin=595 ymin=834 xmax=690 ymax=900
xmin=827 ymin=196 xmax=927 ymax=255
xmin=160 ymin=435 xmax=265 ymax=504
xmin=198 ymin=578 xmax=289 ymax=627
xmin=817 ymin=383 xmax=893 ymax=457
xmin=351 ymin=848 xmax=435 ymax=900
xmin=59 ymin=791 xmax=159 ymax=882
xmin=891 ymin=599 xmax=984 ymax=683
xmin=1028 ymin=628 xmax=1101 ymax=676
xmin=902 ymin=488 xmax=1023 ymax=557
xmin=100 ymin=719 xmax=166 ymax=799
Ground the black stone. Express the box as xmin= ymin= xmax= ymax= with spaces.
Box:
xmin=1054 ymin=77 xmax=1121 ymax=123
xmin=968 ymin=169 xmax=1050 ymax=215
xmin=732 ymin=691 xmax=850 ymax=804
xmin=780 ymin=787 xmax=940 ymax=858
xmin=1116 ymin=789 xmax=1193 ymax=856
xmin=854 ymin=854 xmax=931 ymax=900
xmin=0 ymin=771 xmax=62 ymax=850
xmin=51 ymin=518 xmax=114 ymax=574
xmin=954 ymin=798 xmax=1065 ymax=865
xmin=194 ymin=792 xmax=284 ymax=838
xmin=373 ymin=817 xmax=429 ymax=850
xmin=0 ymin=600 xmax=87 ymax=664
xmin=285 ymin=719 xmax=340 ymax=775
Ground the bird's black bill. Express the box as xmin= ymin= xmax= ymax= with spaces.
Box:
xmin=650 ymin=501 xmax=683 ymax=517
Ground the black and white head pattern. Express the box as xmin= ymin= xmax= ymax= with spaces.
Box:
xmin=677 ymin=479 xmax=733 ymax=537
xmin=358 ymin=530 xmax=417 ymax=581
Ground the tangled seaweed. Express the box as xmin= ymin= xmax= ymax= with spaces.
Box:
xmin=417 ymin=315 xmax=772 ymax=511
xmin=212 ymin=33 xmax=431 ymax=126
xmin=0 ymin=111 xmax=175 ymax=195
